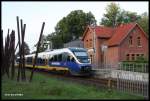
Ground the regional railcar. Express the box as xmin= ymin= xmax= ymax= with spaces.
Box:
xmin=16 ymin=47 xmax=92 ymax=76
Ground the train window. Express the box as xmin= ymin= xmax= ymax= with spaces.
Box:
xmin=40 ymin=58 xmax=43 ymax=64
xmin=67 ymin=56 xmax=70 ymax=61
xmin=62 ymin=53 xmax=67 ymax=61
xmin=16 ymin=58 xmax=19 ymax=62
xmin=27 ymin=57 xmax=32 ymax=64
xmin=58 ymin=54 xmax=62 ymax=61
xmin=41 ymin=58 xmax=45 ymax=64
xmin=49 ymin=55 xmax=53 ymax=62
xmin=43 ymin=59 xmax=46 ymax=64
xmin=71 ymin=57 xmax=75 ymax=62
xmin=50 ymin=57 xmax=53 ymax=61
xmin=36 ymin=58 xmax=40 ymax=64
xmin=54 ymin=55 xmax=57 ymax=61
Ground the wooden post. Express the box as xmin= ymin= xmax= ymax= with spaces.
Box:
xmin=23 ymin=24 xmax=26 ymax=80
xmin=108 ymin=77 xmax=112 ymax=90
xmin=20 ymin=19 xmax=26 ymax=81
xmin=14 ymin=42 xmax=19 ymax=53
xmin=16 ymin=16 xmax=22 ymax=81
xmin=29 ymin=22 xmax=45 ymax=82
xmin=8 ymin=30 xmax=15 ymax=79
xmin=5 ymin=30 xmax=10 ymax=78
xmin=10 ymin=30 xmax=15 ymax=80
xmin=1 ymin=30 xmax=4 ymax=75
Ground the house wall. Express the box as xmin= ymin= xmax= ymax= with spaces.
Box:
xmin=83 ymin=29 xmax=95 ymax=64
xmin=84 ymin=31 xmax=109 ymax=67
xmin=105 ymin=47 xmax=119 ymax=67
xmin=83 ymin=29 xmax=93 ymax=49
xmin=119 ymin=26 xmax=149 ymax=62
xmin=96 ymin=38 xmax=108 ymax=66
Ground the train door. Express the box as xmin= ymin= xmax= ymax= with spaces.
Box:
xmin=62 ymin=52 xmax=80 ymax=75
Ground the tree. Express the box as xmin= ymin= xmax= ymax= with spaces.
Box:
xmin=46 ymin=32 xmax=63 ymax=49
xmin=16 ymin=42 xmax=30 ymax=56
xmin=100 ymin=3 xmax=141 ymax=27
xmin=34 ymin=35 xmax=48 ymax=52
xmin=48 ymin=10 xmax=96 ymax=49
xmin=24 ymin=42 xmax=30 ymax=55
xmin=100 ymin=3 xmax=121 ymax=27
xmin=137 ymin=12 xmax=149 ymax=35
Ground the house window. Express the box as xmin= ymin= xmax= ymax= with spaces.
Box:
xmin=133 ymin=29 xmax=137 ymax=34
xmin=131 ymin=54 xmax=135 ymax=61
xmin=136 ymin=54 xmax=144 ymax=60
xmin=140 ymin=54 xmax=144 ymax=57
xmin=137 ymin=37 xmax=141 ymax=47
xmin=126 ymin=54 xmax=130 ymax=61
xmin=129 ymin=36 xmax=133 ymax=46
xmin=136 ymin=54 xmax=140 ymax=60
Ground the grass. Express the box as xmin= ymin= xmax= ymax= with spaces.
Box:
xmin=2 ymin=69 xmax=145 ymax=100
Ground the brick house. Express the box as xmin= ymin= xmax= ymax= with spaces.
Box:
xmin=82 ymin=22 xmax=148 ymax=68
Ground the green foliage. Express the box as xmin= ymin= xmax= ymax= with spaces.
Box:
xmin=100 ymin=3 xmax=121 ymax=27
xmin=16 ymin=42 xmax=30 ymax=56
xmin=137 ymin=12 xmax=149 ymax=35
xmin=100 ymin=3 xmax=141 ymax=27
xmin=136 ymin=55 xmax=148 ymax=62
xmin=47 ymin=10 xmax=96 ymax=49
xmin=120 ymin=61 xmax=148 ymax=73
xmin=34 ymin=35 xmax=48 ymax=52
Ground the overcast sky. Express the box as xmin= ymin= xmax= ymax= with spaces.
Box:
xmin=1 ymin=1 xmax=148 ymax=52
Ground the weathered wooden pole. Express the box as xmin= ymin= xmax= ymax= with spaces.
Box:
xmin=3 ymin=38 xmax=7 ymax=76
xmin=29 ymin=22 xmax=45 ymax=82
xmin=10 ymin=30 xmax=15 ymax=80
xmin=5 ymin=30 xmax=10 ymax=78
xmin=1 ymin=30 xmax=4 ymax=75
xmin=14 ymin=42 xmax=19 ymax=53
xmin=8 ymin=31 xmax=15 ymax=78
xmin=20 ymin=19 xmax=26 ymax=81
xmin=23 ymin=24 xmax=26 ymax=80
xmin=16 ymin=16 xmax=22 ymax=81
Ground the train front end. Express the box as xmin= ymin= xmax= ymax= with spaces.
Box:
xmin=69 ymin=47 xmax=92 ymax=76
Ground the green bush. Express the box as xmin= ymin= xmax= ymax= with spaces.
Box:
xmin=136 ymin=56 xmax=148 ymax=63
xmin=120 ymin=61 xmax=148 ymax=73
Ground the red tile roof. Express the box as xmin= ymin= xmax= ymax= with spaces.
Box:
xmin=94 ymin=26 xmax=114 ymax=38
xmin=82 ymin=26 xmax=114 ymax=40
xmin=82 ymin=22 xmax=139 ymax=46
xmin=107 ymin=23 xmax=136 ymax=46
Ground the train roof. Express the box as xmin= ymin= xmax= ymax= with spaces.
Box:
xmin=68 ymin=47 xmax=87 ymax=52
xmin=23 ymin=47 xmax=87 ymax=58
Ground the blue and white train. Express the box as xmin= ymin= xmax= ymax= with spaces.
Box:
xmin=16 ymin=47 xmax=92 ymax=76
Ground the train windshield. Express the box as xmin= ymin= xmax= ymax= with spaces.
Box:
xmin=73 ymin=51 xmax=90 ymax=63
